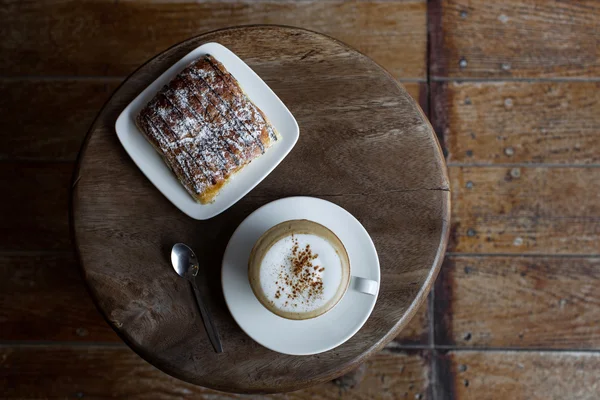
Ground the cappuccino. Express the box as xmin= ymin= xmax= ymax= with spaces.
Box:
xmin=248 ymin=220 xmax=350 ymax=320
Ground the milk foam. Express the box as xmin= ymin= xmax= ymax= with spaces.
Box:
xmin=259 ymin=233 xmax=343 ymax=314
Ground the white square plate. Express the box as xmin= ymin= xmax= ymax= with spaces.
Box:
xmin=115 ymin=42 xmax=299 ymax=220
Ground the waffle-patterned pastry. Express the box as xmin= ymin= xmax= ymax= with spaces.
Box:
xmin=136 ymin=55 xmax=279 ymax=204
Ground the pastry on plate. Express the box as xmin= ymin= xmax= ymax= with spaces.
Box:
xmin=135 ymin=55 xmax=279 ymax=204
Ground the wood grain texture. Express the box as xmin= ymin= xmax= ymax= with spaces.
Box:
xmin=438 ymin=350 xmax=600 ymax=400
xmin=435 ymin=256 xmax=600 ymax=348
xmin=430 ymin=0 xmax=600 ymax=78
xmin=403 ymin=82 xmax=429 ymax=118
xmin=0 ymin=253 xmax=117 ymax=342
xmin=394 ymin=295 xmax=430 ymax=345
xmin=0 ymin=81 xmax=424 ymax=162
xmin=449 ymin=167 xmax=600 ymax=254
xmin=0 ymin=87 xmax=425 ymax=252
xmin=0 ymin=80 xmax=119 ymax=161
xmin=1 ymin=347 xmax=430 ymax=399
xmin=1 ymin=0 xmax=426 ymax=79
xmin=72 ymin=26 xmax=449 ymax=392
xmin=433 ymin=81 xmax=600 ymax=164
xmin=0 ymin=163 xmax=72 ymax=251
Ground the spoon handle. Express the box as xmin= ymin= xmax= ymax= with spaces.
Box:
xmin=189 ymin=280 xmax=224 ymax=353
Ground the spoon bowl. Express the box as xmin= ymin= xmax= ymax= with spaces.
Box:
xmin=171 ymin=243 xmax=199 ymax=278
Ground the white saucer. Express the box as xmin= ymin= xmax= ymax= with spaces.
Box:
xmin=221 ymin=197 xmax=380 ymax=355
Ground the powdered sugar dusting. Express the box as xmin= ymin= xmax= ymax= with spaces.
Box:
xmin=192 ymin=61 xmax=271 ymax=147
xmin=135 ymin=54 xmax=278 ymax=203
xmin=204 ymin=57 xmax=278 ymax=142
xmin=140 ymin=114 xmax=207 ymax=195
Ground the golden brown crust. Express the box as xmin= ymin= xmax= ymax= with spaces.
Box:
xmin=135 ymin=54 xmax=278 ymax=204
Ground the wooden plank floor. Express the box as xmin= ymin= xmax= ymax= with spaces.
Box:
xmin=1 ymin=0 xmax=599 ymax=398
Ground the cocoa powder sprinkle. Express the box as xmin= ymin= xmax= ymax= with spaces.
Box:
xmin=277 ymin=236 xmax=325 ymax=304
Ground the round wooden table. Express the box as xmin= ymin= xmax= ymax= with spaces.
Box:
xmin=72 ymin=26 xmax=449 ymax=393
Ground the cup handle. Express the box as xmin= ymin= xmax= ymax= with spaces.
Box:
xmin=350 ymin=276 xmax=378 ymax=296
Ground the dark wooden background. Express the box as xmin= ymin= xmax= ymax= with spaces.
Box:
xmin=1 ymin=0 xmax=599 ymax=398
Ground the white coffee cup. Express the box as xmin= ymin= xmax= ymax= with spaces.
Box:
xmin=248 ymin=219 xmax=378 ymax=320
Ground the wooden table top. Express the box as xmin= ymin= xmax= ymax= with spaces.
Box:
xmin=71 ymin=26 xmax=449 ymax=393
xmin=3 ymin=1 xmax=600 ymax=398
